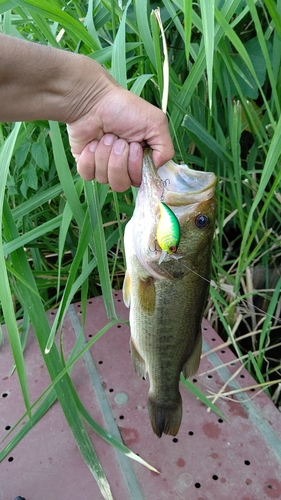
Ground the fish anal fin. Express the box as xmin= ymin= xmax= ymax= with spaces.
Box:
xmin=182 ymin=331 xmax=202 ymax=379
xmin=130 ymin=338 xmax=146 ymax=379
xmin=122 ymin=270 xmax=131 ymax=307
xmin=138 ymin=276 xmax=155 ymax=314
xmin=148 ymin=393 xmax=182 ymax=438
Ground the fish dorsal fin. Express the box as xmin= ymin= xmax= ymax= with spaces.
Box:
xmin=182 ymin=331 xmax=202 ymax=378
xmin=122 ymin=270 xmax=131 ymax=307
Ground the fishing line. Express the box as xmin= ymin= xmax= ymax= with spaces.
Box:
xmin=150 ymin=203 xmax=280 ymax=324
xmin=155 ymin=169 xmax=280 ymax=325
xmin=171 ymin=255 xmax=281 ymax=325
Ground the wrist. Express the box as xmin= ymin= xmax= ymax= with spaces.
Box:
xmin=58 ymin=54 xmax=116 ymax=124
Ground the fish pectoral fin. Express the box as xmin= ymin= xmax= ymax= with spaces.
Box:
xmin=122 ymin=270 xmax=131 ymax=307
xmin=148 ymin=393 xmax=182 ymax=438
xmin=130 ymin=338 xmax=147 ymax=379
xmin=182 ymin=331 xmax=202 ymax=379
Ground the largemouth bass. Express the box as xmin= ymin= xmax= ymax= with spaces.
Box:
xmin=123 ymin=148 xmax=216 ymax=437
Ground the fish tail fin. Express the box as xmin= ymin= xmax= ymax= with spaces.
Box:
xmin=147 ymin=393 xmax=182 ymax=438
xmin=182 ymin=331 xmax=202 ymax=378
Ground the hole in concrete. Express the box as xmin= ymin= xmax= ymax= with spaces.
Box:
xmin=1 ymin=392 xmax=9 ymax=398
xmin=192 ymin=378 xmax=197 ymax=383
xmin=119 ymin=415 xmax=124 ymax=419
xmin=211 ymin=338 xmax=216 ymax=341
xmin=250 ymin=388 xmax=256 ymax=392
xmin=8 ymin=456 xmax=14 ymax=462
xmin=117 ymin=325 xmax=122 ymax=328
xmin=221 ymin=350 xmax=225 ymax=353
xmin=77 ymin=304 xmax=81 ymax=307
xmin=50 ymin=312 xmax=55 ymax=316
xmin=194 ymin=483 xmax=201 ymax=488
xmin=244 ymin=460 xmax=250 ymax=465
xmin=5 ymin=425 xmax=11 ymax=430
xmin=212 ymin=475 xmax=218 ymax=480
xmin=207 ymin=374 xmax=213 ymax=379
xmin=98 ymin=361 xmax=103 ymax=364
xmin=89 ymin=334 xmax=93 ymax=338
xmin=203 ymin=327 xmax=208 ymax=331
xmin=189 ymin=431 xmax=194 ymax=436
xmin=172 ymin=438 xmax=178 ymax=443
xmin=218 ymin=419 xmax=223 ymax=423
xmin=109 ymin=388 xmax=114 ymax=392
xmin=88 ymin=301 xmax=92 ymax=304
xmin=240 ymin=374 xmax=245 ymax=378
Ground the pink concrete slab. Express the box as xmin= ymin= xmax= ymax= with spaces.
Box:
xmin=1 ymin=291 xmax=281 ymax=500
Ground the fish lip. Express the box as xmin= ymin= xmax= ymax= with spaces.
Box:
xmin=140 ymin=147 xmax=163 ymax=200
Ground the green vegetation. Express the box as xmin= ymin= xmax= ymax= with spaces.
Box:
xmin=1 ymin=1 xmax=281 ymax=497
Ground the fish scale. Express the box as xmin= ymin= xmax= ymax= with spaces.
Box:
xmin=123 ymin=148 xmax=216 ymax=437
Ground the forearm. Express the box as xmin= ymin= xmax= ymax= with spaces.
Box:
xmin=0 ymin=33 xmax=109 ymax=123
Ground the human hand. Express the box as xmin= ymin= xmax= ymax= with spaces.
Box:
xmin=67 ymin=77 xmax=174 ymax=192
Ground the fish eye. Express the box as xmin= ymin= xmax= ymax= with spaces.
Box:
xmin=169 ymin=245 xmax=177 ymax=253
xmin=195 ymin=214 xmax=209 ymax=229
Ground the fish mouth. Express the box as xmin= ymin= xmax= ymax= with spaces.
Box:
xmin=140 ymin=148 xmax=216 ymax=207
xmin=157 ymin=160 xmax=216 ymax=206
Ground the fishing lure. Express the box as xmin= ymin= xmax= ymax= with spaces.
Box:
xmin=156 ymin=202 xmax=180 ymax=258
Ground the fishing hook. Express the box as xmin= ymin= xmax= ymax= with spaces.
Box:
xmin=149 ymin=237 xmax=159 ymax=254
xmin=160 ymin=178 xmax=170 ymax=201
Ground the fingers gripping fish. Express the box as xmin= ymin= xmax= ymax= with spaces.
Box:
xmin=123 ymin=148 xmax=217 ymax=437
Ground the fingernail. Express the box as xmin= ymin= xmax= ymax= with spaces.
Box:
xmin=113 ymin=139 xmax=126 ymax=155
xmin=129 ymin=142 xmax=141 ymax=161
xmin=89 ymin=140 xmax=98 ymax=153
xmin=103 ymin=134 xmax=115 ymax=146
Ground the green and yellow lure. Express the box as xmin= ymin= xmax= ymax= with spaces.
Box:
xmin=156 ymin=202 xmax=180 ymax=258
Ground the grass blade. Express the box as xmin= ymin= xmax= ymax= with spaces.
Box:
xmin=200 ymin=0 xmax=215 ymax=109
xmin=111 ymin=0 xmax=131 ymax=87
xmin=0 ymin=123 xmax=31 ymax=415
